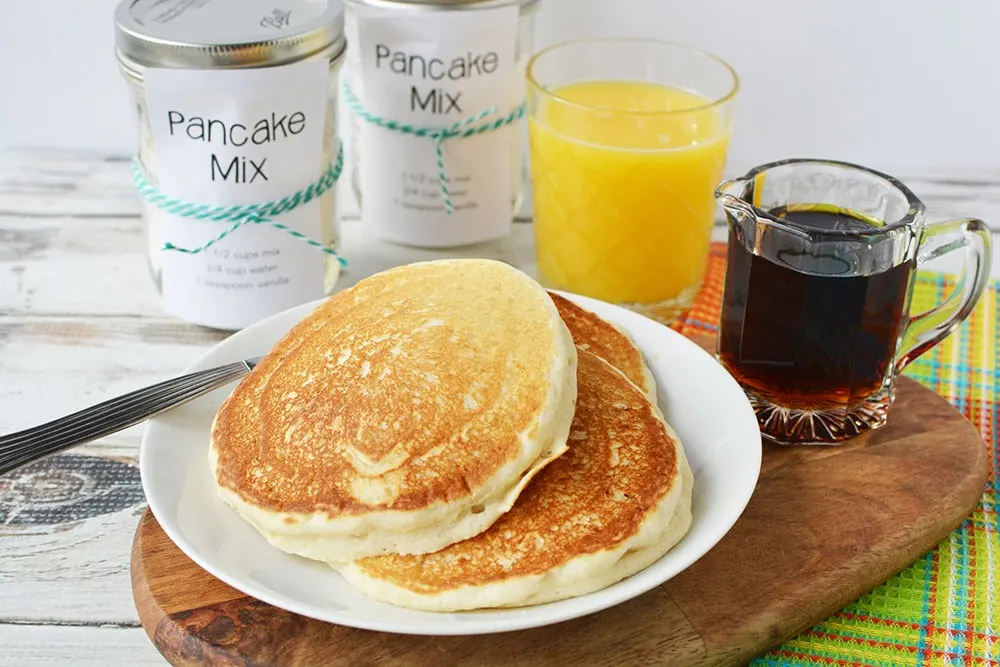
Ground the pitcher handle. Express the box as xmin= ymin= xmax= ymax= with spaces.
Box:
xmin=896 ymin=218 xmax=993 ymax=371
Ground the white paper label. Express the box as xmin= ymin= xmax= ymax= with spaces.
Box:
xmin=353 ymin=5 xmax=520 ymax=247
xmin=143 ymin=59 xmax=331 ymax=330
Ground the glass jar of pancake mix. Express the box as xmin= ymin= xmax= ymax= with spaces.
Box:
xmin=343 ymin=0 xmax=541 ymax=247
xmin=114 ymin=0 xmax=347 ymax=331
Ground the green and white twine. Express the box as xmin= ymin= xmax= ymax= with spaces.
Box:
xmin=132 ymin=144 xmax=347 ymax=267
xmin=343 ymin=83 xmax=525 ymax=215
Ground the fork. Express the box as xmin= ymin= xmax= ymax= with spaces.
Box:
xmin=0 ymin=357 xmax=261 ymax=478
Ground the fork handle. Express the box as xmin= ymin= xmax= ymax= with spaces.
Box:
xmin=0 ymin=361 xmax=254 ymax=478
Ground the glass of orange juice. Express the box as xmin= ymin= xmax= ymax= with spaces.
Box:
xmin=527 ymin=39 xmax=739 ymax=323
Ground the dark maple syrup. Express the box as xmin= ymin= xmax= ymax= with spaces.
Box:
xmin=718 ymin=205 xmax=915 ymax=410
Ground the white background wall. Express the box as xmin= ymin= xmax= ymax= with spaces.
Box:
xmin=0 ymin=0 xmax=997 ymax=173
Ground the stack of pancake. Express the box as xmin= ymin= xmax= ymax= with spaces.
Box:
xmin=210 ymin=259 xmax=693 ymax=612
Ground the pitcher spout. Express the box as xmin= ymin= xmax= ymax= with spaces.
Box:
xmin=715 ymin=176 xmax=747 ymax=200
xmin=715 ymin=176 xmax=755 ymax=225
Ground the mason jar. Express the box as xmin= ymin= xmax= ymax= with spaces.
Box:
xmin=343 ymin=0 xmax=541 ymax=248
xmin=114 ymin=0 xmax=347 ymax=330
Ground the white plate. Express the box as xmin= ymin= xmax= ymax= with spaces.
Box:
xmin=140 ymin=292 xmax=761 ymax=636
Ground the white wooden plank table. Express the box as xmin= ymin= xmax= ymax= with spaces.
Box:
xmin=1 ymin=148 xmax=998 ymax=666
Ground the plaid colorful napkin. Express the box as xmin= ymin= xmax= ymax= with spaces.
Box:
xmin=673 ymin=242 xmax=999 ymax=666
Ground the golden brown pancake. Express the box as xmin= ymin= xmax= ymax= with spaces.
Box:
xmin=210 ymin=259 xmax=578 ymax=562
xmin=548 ymin=291 xmax=657 ymax=402
xmin=337 ymin=349 xmax=692 ymax=611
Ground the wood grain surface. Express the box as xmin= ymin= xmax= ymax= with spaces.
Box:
xmin=131 ymin=343 xmax=990 ymax=667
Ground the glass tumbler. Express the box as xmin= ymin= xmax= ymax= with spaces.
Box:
xmin=527 ymin=39 xmax=738 ymax=324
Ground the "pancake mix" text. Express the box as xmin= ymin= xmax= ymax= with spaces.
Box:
xmin=374 ymin=45 xmax=500 ymax=115
xmin=164 ymin=110 xmax=309 ymax=184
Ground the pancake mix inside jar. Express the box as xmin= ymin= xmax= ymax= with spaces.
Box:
xmin=115 ymin=0 xmax=347 ymax=330
xmin=344 ymin=0 xmax=541 ymax=247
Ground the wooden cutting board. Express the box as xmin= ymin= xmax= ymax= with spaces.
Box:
xmin=130 ymin=336 xmax=990 ymax=667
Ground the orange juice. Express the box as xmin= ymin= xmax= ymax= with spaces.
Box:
xmin=529 ymin=80 xmax=731 ymax=316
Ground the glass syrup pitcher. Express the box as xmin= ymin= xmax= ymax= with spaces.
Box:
xmin=715 ymin=158 xmax=992 ymax=446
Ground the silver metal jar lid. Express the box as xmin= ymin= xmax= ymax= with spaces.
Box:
xmin=344 ymin=0 xmax=540 ymax=10
xmin=114 ymin=0 xmax=347 ymax=70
